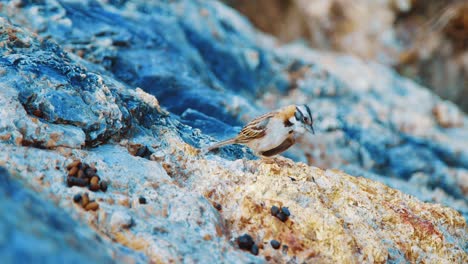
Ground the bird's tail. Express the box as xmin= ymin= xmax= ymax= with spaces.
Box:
xmin=205 ymin=138 xmax=237 ymax=152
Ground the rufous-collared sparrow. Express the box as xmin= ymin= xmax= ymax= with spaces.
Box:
xmin=207 ymin=105 xmax=315 ymax=158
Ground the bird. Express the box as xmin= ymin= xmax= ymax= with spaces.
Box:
xmin=206 ymin=105 xmax=315 ymax=159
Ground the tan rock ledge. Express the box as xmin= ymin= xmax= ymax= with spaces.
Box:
xmin=159 ymin=136 xmax=468 ymax=263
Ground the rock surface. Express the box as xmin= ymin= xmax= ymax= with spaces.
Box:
xmin=0 ymin=166 xmax=146 ymax=264
xmin=0 ymin=0 xmax=467 ymax=263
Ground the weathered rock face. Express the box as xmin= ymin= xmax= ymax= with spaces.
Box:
xmin=0 ymin=166 xmax=146 ymax=263
xmin=0 ymin=0 xmax=467 ymax=263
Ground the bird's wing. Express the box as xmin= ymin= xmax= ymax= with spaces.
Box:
xmin=235 ymin=112 xmax=275 ymax=143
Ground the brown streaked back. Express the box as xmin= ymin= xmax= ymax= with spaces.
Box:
xmin=235 ymin=111 xmax=276 ymax=143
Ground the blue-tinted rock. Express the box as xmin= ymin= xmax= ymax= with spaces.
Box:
xmin=0 ymin=167 xmax=139 ymax=263
xmin=0 ymin=0 xmax=467 ymax=262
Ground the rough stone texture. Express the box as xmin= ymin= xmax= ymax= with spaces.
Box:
xmin=0 ymin=0 xmax=467 ymax=263
xmin=0 ymin=166 xmax=145 ymax=264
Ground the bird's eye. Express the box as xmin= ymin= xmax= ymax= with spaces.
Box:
xmin=303 ymin=117 xmax=308 ymax=122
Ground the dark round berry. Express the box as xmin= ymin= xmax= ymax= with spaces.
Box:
xmin=237 ymin=234 xmax=254 ymax=250
xmin=250 ymin=244 xmax=259 ymax=255
xmin=139 ymin=196 xmax=147 ymax=204
xmin=270 ymin=205 xmax=280 ymax=216
xmin=270 ymin=240 xmax=281 ymax=249
xmin=73 ymin=193 xmax=82 ymax=203
xmin=100 ymin=181 xmax=108 ymax=192
xmin=281 ymin=207 xmax=290 ymax=217
xmin=276 ymin=212 xmax=288 ymax=222
xmin=214 ymin=202 xmax=222 ymax=211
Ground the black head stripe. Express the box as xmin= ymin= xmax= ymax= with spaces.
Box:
xmin=304 ymin=105 xmax=313 ymax=123
xmin=295 ymin=106 xmax=304 ymax=121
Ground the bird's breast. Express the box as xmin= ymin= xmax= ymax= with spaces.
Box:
xmin=247 ymin=118 xmax=293 ymax=152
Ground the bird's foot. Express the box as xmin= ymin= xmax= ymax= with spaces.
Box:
xmin=260 ymin=156 xmax=292 ymax=167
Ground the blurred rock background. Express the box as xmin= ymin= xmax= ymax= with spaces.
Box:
xmin=226 ymin=0 xmax=468 ymax=112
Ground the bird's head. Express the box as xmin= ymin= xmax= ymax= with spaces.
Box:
xmin=291 ymin=104 xmax=315 ymax=135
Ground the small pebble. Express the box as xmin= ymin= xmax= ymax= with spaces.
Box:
xmin=237 ymin=234 xmax=254 ymax=250
xmin=100 ymin=181 xmax=108 ymax=192
xmin=270 ymin=205 xmax=280 ymax=216
xmin=139 ymin=196 xmax=147 ymax=204
xmin=73 ymin=193 xmax=82 ymax=203
xmin=85 ymin=201 xmax=99 ymax=211
xmin=270 ymin=240 xmax=281 ymax=249
xmin=251 ymin=244 xmax=259 ymax=255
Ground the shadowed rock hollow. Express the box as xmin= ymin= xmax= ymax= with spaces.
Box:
xmin=0 ymin=0 xmax=467 ymax=263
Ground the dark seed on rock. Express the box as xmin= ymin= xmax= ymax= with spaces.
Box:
xmin=276 ymin=212 xmax=288 ymax=222
xmin=77 ymin=169 xmax=85 ymax=179
xmin=251 ymin=244 xmax=259 ymax=255
xmin=139 ymin=196 xmax=147 ymax=204
xmin=100 ymin=181 xmax=108 ymax=192
xmin=82 ymin=193 xmax=90 ymax=207
xmin=213 ymin=202 xmax=222 ymax=211
xmin=270 ymin=240 xmax=281 ymax=249
xmin=67 ymin=177 xmax=88 ymax=187
xmin=270 ymin=205 xmax=280 ymax=216
xmin=281 ymin=207 xmax=290 ymax=217
xmin=85 ymin=201 xmax=99 ymax=211
xmin=68 ymin=166 xmax=78 ymax=176
xmin=89 ymin=183 xmax=100 ymax=192
xmin=90 ymin=176 xmax=99 ymax=186
xmin=67 ymin=160 xmax=81 ymax=170
xmin=73 ymin=193 xmax=82 ymax=203
xmin=135 ymin=146 xmax=151 ymax=157
xmin=237 ymin=234 xmax=254 ymax=250
xmin=85 ymin=167 xmax=97 ymax=177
